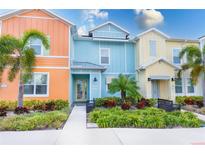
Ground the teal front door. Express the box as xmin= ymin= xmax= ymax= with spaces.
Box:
xmin=75 ymin=79 xmax=88 ymax=101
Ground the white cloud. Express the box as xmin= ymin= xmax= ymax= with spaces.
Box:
xmin=77 ymin=26 xmax=87 ymax=35
xmin=134 ymin=9 xmax=164 ymax=29
xmin=78 ymin=9 xmax=108 ymax=35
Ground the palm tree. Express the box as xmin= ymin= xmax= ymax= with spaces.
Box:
xmin=0 ymin=30 xmax=49 ymax=107
xmin=178 ymin=45 xmax=205 ymax=106
xmin=108 ymin=74 xmax=141 ymax=102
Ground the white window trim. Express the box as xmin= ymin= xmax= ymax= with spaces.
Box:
xmin=24 ymin=72 xmax=49 ymax=97
xmin=172 ymin=48 xmax=182 ymax=65
xmin=149 ymin=40 xmax=157 ymax=57
xmin=99 ymin=48 xmax=110 ymax=65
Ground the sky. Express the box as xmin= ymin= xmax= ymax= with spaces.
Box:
xmin=1 ymin=9 xmax=205 ymax=39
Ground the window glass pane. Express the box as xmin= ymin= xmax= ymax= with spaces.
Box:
xmin=101 ymin=57 xmax=109 ymax=64
xmin=36 ymin=85 xmax=47 ymax=94
xmin=187 ymin=79 xmax=194 ymax=93
xmin=101 ymin=49 xmax=109 ymax=64
xmin=30 ymin=39 xmax=41 ymax=44
xmin=149 ymin=40 xmax=156 ymax=56
xmin=25 ymin=76 xmax=34 ymax=84
xmin=173 ymin=49 xmax=181 ymax=64
xmin=30 ymin=45 xmax=41 ymax=55
xmin=35 ymin=74 xmax=47 ymax=84
xmin=175 ymin=78 xmax=182 ymax=93
xmin=24 ymin=85 xmax=34 ymax=94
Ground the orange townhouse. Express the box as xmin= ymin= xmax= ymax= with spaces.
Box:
xmin=0 ymin=9 xmax=73 ymax=101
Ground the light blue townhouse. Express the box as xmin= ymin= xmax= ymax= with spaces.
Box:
xmin=70 ymin=21 xmax=136 ymax=103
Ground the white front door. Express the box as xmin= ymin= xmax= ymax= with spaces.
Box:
xmin=75 ymin=79 xmax=88 ymax=101
xmin=152 ymin=80 xmax=160 ymax=98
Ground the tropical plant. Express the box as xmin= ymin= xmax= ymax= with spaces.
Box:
xmin=0 ymin=30 xmax=49 ymax=107
xmin=108 ymin=74 xmax=141 ymax=102
xmin=178 ymin=45 xmax=205 ymax=106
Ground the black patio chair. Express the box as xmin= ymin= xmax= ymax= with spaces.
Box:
xmin=157 ymin=98 xmax=181 ymax=112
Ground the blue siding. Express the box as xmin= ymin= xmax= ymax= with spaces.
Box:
xmin=92 ymin=23 xmax=127 ymax=39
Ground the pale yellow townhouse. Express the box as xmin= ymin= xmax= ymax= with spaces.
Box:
xmin=134 ymin=28 xmax=203 ymax=100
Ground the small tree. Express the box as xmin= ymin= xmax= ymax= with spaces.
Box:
xmin=0 ymin=30 xmax=49 ymax=107
xmin=178 ymin=45 xmax=205 ymax=106
xmin=109 ymin=74 xmax=141 ymax=102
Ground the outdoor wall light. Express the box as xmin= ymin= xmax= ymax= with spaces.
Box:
xmin=148 ymin=78 xmax=151 ymax=81
xmin=171 ymin=78 xmax=175 ymax=81
xmin=93 ymin=77 xmax=98 ymax=82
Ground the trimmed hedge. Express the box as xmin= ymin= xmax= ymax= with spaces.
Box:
xmin=95 ymin=97 xmax=121 ymax=107
xmin=0 ymin=99 xmax=68 ymax=111
xmin=89 ymin=107 xmax=201 ymax=128
xmin=0 ymin=110 xmax=68 ymax=131
xmin=176 ymin=96 xmax=203 ymax=107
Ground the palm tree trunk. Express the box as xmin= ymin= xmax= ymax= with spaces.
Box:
xmin=121 ymin=91 xmax=126 ymax=103
xmin=17 ymin=72 xmax=24 ymax=107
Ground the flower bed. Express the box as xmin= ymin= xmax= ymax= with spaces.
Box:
xmin=176 ymin=96 xmax=204 ymax=108
xmin=0 ymin=99 xmax=68 ymax=111
xmin=0 ymin=108 xmax=68 ymax=131
xmin=182 ymin=105 xmax=205 ymax=115
xmin=89 ymin=107 xmax=202 ymax=128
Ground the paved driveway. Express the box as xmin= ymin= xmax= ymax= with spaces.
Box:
xmin=0 ymin=106 xmax=205 ymax=145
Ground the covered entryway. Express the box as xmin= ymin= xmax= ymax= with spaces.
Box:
xmin=70 ymin=61 xmax=106 ymax=105
xmin=138 ymin=58 xmax=180 ymax=100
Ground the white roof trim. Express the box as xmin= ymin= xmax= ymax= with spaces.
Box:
xmin=135 ymin=28 xmax=170 ymax=39
xmin=89 ymin=21 xmax=129 ymax=34
xmin=0 ymin=9 xmax=74 ymax=26
xmin=138 ymin=57 xmax=180 ymax=70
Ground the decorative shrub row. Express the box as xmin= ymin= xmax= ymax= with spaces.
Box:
xmin=89 ymin=107 xmax=201 ymax=128
xmin=0 ymin=99 xmax=69 ymax=111
xmin=0 ymin=110 xmax=68 ymax=131
xmin=176 ymin=96 xmax=204 ymax=108
xmin=95 ymin=97 xmax=157 ymax=109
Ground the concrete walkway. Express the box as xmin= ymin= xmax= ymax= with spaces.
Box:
xmin=0 ymin=106 xmax=205 ymax=145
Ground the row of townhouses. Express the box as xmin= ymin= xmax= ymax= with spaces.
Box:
xmin=0 ymin=9 xmax=204 ymax=104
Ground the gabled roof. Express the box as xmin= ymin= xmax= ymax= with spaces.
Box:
xmin=89 ymin=21 xmax=129 ymax=35
xmin=135 ymin=28 xmax=170 ymax=40
xmin=71 ymin=61 xmax=106 ymax=71
xmin=0 ymin=9 xmax=74 ymax=26
xmin=138 ymin=57 xmax=180 ymax=70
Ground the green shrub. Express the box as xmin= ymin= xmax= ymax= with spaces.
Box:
xmin=147 ymin=98 xmax=157 ymax=107
xmin=0 ymin=110 xmax=68 ymax=131
xmin=89 ymin=107 xmax=201 ymax=128
xmin=176 ymin=96 xmax=203 ymax=107
xmin=95 ymin=97 xmax=121 ymax=107
xmin=0 ymin=99 xmax=68 ymax=111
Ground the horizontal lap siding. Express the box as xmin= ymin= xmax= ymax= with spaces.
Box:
xmin=0 ymin=10 xmax=70 ymax=101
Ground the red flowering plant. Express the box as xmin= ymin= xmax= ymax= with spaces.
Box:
xmin=104 ymin=100 xmax=116 ymax=108
xmin=121 ymin=102 xmax=131 ymax=110
xmin=136 ymin=98 xmax=149 ymax=109
xmin=14 ymin=106 xmax=29 ymax=114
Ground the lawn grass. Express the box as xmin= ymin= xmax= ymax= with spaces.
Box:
xmin=89 ymin=107 xmax=203 ymax=128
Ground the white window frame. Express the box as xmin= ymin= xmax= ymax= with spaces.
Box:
xmin=149 ymin=40 xmax=157 ymax=57
xmin=172 ymin=48 xmax=182 ymax=65
xmin=106 ymin=76 xmax=116 ymax=92
xmin=186 ymin=78 xmax=195 ymax=94
xmin=24 ymin=72 xmax=49 ymax=97
xmin=99 ymin=48 xmax=110 ymax=65
xmin=28 ymin=38 xmax=44 ymax=56
xmin=175 ymin=78 xmax=183 ymax=94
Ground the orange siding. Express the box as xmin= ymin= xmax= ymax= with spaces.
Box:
xmin=0 ymin=10 xmax=70 ymax=101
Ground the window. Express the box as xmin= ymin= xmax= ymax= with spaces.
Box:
xmin=149 ymin=40 xmax=156 ymax=57
xmin=29 ymin=39 xmax=43 ymax=55
xmin=24 ymin=73 xmax=49 ymax=96
xmin=173 ymin=48 xmax=181 ymax=64
xmin=100 ymin=48 xmax=110 ymax=65
xmin=175 ymin=78 xmax=183 ymax=93
xmin=187 ymin=78 xmax=194 ymax=93
xmin=106 ymin=76 xmax=115 ymax=92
